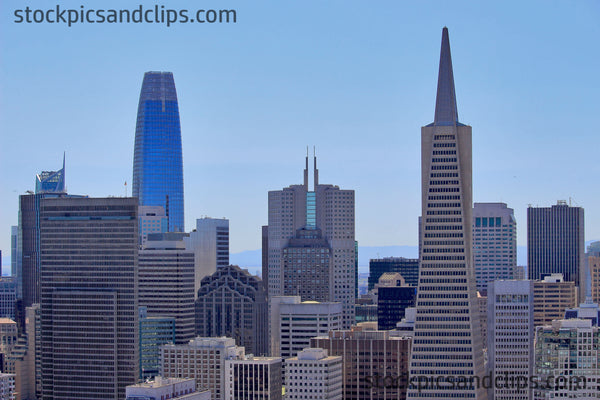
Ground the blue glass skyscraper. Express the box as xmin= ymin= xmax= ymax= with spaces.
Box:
xmin=133 ymin=72 xmax=185 ymax=232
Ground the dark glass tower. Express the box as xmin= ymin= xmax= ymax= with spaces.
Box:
xmin=133 ymin=71 xmax=185 ymax=232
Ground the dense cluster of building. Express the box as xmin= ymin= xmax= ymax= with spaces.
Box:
xmin=0 ymin=28 xmax=596 ymax=400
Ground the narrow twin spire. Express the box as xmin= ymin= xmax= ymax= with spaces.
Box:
xmin=434 ymin=27 xmax=459 ymax=126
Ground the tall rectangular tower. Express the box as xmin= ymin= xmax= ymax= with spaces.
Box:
xmin=39 ymin=197 xmax=139 ymax=400
xmin=527 ymin=201 xmax=584 ymax=298
xmin=472 ymin=202 xmax=517 ymax=294
xmin=267 ymin=155 xmax=355 ymax=328
xmin=487 ymin=280 xmax=534 ymax=400
xmin=408 ymin=28 xmax=487 ymax=399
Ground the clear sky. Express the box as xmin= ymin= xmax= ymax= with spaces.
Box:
xmin=1 ymin=1 xmax=599 ymax=273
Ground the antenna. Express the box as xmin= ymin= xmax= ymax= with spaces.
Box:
xmin=124 ymin=181 xmax=128 ymax=197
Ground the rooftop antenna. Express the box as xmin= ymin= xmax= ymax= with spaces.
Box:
xmin=124 ymin=181 xmax=128 ymax=197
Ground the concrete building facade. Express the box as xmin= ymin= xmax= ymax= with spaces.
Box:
xmin=487 ymin=280 xmax=535 ymax=400
xmin=267 ymin=155 xmax=356 ymax=328
xmin=472 ymin=203 xmax=517 ymax=295
xmin=407 ymin=28 xmax=487 ymax=400
xmin=284 ymin=348 xmax=343 ymax=400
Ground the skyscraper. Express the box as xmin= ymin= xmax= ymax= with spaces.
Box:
xmin=267 ymin=154 xmax=356 ymax=328
xmin=133 ymin=71 xmax=184 ymax=232
xmin=472 ymin=202 xmax=517 ymax=294
xmin=138 ymin=234 xmax=196 ymax=345
xmin=185 ymin=217 xmax=230 ymax=296
xmin=39 ymin=197 xmax=139 ymax=399
xmin=15 ymin=158 xmax=81 ymax=333
xmin=487 ymin=280 xmax=534 ymax=400
xmin=527 ymin=201 xmax=584 ymax=298
xmin=407 ymin=28 xmax=487 ymax=399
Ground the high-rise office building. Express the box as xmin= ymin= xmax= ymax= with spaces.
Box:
xmin=312 ymin=327 xmax=411 ymax=400
xmin=139 ymin=233 xmax=195 ymax=344
xmin=10 ymin=227 xmax=18 ymax=279
xmin=586 ymin=241 xmax=600 ymax=304
xmin=285 ymin=348 xmax=343 ymax=400
xmin=527 ymin=201 xmax=584 ymax=299
xmin=473 ymin=203 xmax=517 ymax=294
xmin=39 ymin=197 xmax=139 ymax=400
xmin=185 ymin=217 xmax=230 ymax=296
xmin=533 ymin=273 xmax=577 ymax=326
xmin=262 ymin=225 xmax=269 ymax=290
xmin=267 ymin=154 xmax=356 ymax=328
xmin=133 ymin=71 xmax=184 ymax=232
xmin=487 ymin=280 xmax=534 ymax=400
xmin=139 ymin=307 xmax=175 ymax=380
xmin=196 ymin=264 xmax=268 ymax=356
xmin=269 ymin=296 xmax=342 ymax=358
xmin=15 ymin=159 xmax=79 ymax=331
xmin=534 ymin=319 xmax=599 ymax=399
xmin=161 ymin=337 xmax=245 ymax=400
xmin=0 ymin=279 xmax=15 ymax=320
xmin=375 ymin=274 xmax=417 ymax=330
xmin=368 ymin=257 xmax=419 ymax=290
xmin=407 ymin=28 xmax=487 ymax=399
xmin=224 ymin=356 xmax=283 ymax=400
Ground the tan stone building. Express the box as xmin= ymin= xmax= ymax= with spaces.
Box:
xmin=533 ymin=274 xmax=577 ymax=326
xmin=311 ymin=326 xmax=410 ymax=400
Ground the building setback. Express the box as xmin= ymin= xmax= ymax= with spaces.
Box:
xmin=407 ymin=27 xmax=487 ymax=399
xmin=39 ymin=197 xmax=139 ymax=400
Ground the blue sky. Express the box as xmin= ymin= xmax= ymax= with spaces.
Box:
xmin=1 ymin=1 xmax=599 ymax=273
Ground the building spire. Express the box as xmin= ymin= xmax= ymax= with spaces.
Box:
xmin=434 ymin=27 xmax=459 ymax=126
xmin=313 ymin=146 xmax=318 ymax=187
xmin=304 ymin=147 xmax=309 ymax=189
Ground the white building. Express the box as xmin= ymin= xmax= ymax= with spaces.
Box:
xmin=285 ymin=348 xmax=342 ymax=400
xmin=269 ymin=296 xmax=342 ymax=358
xmin=161 ymin=337 xmax=244 ymax=400
xmin=126 ymin=377 xmax=210 ymax=400
xmin=224 ymin=356 xmax=282 ymax=400
xmin=184 ymin=217 xmax=229 ymax=297
xmin=487 ymin=280 xmax=534 ymax=400
xmin=472 ymin=203 xmax=517 ymax=295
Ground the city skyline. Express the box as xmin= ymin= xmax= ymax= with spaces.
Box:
xmin=1 ymin=2 xmax=599 ymax=272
